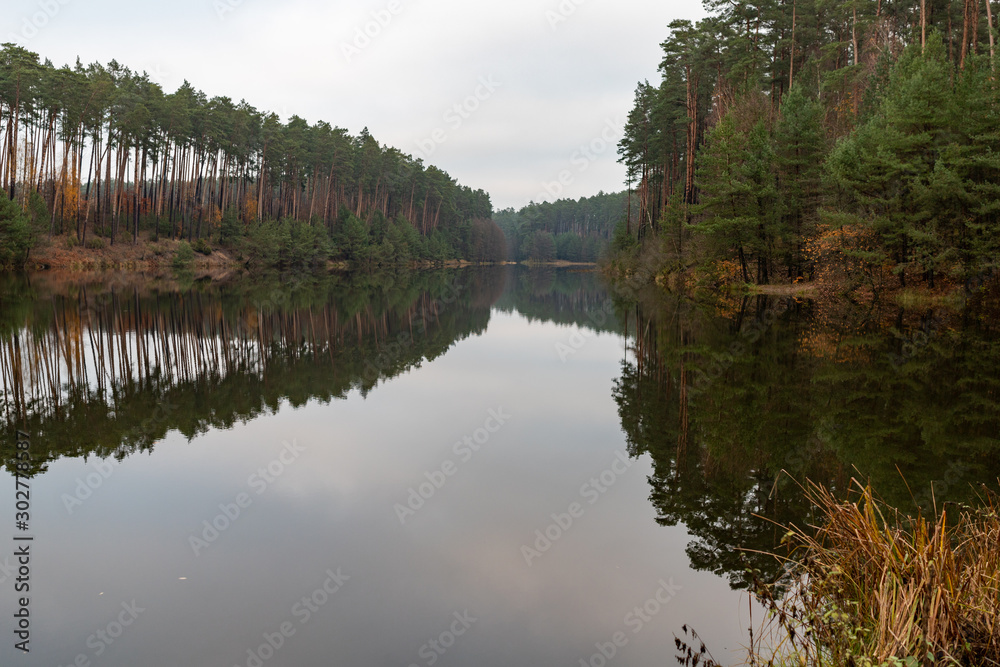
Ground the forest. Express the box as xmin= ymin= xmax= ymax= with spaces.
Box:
xmin=0 ymin=44 xmax=506 ymax=271
xmin=614 ymin=0 xmax=1000 ymax=290
xmin=494 ymin=191 xmax=624 ymax=262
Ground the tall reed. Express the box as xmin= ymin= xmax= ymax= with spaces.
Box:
xmin=750 ymin=479 xmax=1000 ymax=666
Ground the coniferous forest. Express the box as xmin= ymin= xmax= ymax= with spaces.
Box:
xmin=615 ymin=0 xmax=1000 ymax=291
xmin=0 ymin=44 xmax=506 ymax=270
xmin=494 ymin=191 xmax=625 ymax=263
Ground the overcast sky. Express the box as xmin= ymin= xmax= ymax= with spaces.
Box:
xmin=5 ymin=0 xmax=706 ymax=211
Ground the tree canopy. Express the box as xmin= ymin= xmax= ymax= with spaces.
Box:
xmin=615 ymin=0 xmax=1000 ymax=288
xmin=0 ymin=44 xmax=506 ymax=269
xmin=495 ymin=191 xmax=625 ymax=262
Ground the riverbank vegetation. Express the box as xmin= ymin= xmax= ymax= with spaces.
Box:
xmin=751 ymin=481 xmax=1000 ymax=666
xmin=0 ymin=44 xmax=506 ymax=271
xmin=612 ymin=0 xmax=1000 ymax=298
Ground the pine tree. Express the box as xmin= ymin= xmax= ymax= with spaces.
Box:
xmin=827 ymin=34 xmax=959 ymax=284
xmin=773 ymin=84 xmax=826 ymax=278
xmin=696 ymin=106 xmax=779 ymax=284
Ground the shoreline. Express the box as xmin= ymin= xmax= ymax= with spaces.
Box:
xmin=18 ymin=235 xmax=599 ymax=276
xmin=18 ymin=234 xmax=513 ymax=276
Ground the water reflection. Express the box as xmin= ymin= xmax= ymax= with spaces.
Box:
xmin=0 ymin=270 xmax=508 ymax=471
xmin=9 ymin=266 xmax=995 ymax=664
xmin=613 ymin=287 xmax=1000 ymax=589
xmin=2 ymin=268 xmax=760 ymax=667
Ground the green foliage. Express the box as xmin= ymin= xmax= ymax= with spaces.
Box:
xmin=27 ymin=191 xmax=48 ymax=236
xmin=0 ymin=192 xmax=31 ymax=268
xmin=611 ymin=219 xmax=638 ymax=255
xmin=327 ymin=212 xmax=503 ymax=269
xmin=554 ymin=232 xmax=583 ymax=262
xmin=827 ymin=34 xmax=996 ymax=284
xmin=696 ymin=110 xmax=779 ymax=284
xmin=774 ymin=84 xmax=827 ymax=278
xmin=521 ymin=230 xmax=556 ymax=262
xmin=426 ymin=230 xmax=453 ymax=263
xmin=0 ymin=44 xmax=503 ymax=270
xmin=247 ymin=218 xmax=332 ymax=271
xmin=616 ymin=6 xmax=1000 ymax=290
xmin=85 ymin=237 xmax=105 ymax=250
xmin=336 ymin=214 xmax=371 ymax=264
xmin=385 ymin=217 xmax=423 ymax=265
xmin=218 ymin=205 xmax=242 ymax=247
xmin=193 ymin=238 xmax=212 ymax=255
xmin=172 ymin=241 xmax=194 ymax=269
xmin=498 ymin=192 xmax=622 ymax=262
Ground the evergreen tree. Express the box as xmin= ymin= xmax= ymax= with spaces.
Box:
xmin=773 ymin=83 xmax=826 ymax=278
xmin=0 ymin=192 xmax=32 ymax=267
xmin=827 ymin=35 xmax=959 ymax=284
xmin=696 ymin=106 xmax=779 ymax=284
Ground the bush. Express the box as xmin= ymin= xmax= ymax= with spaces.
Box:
xmin=0 ymin=193 xmax=32 ymax=268
xmin=85 ymin=237 xmax=105 ymax=250
xmin=173 ymin=241 xmax=195 ymax=269
xmin=193 ymin=238 xmax=212 ymax=255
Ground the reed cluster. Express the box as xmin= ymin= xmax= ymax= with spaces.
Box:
xmin=751 ymin=480 xmax=1000 ymax=666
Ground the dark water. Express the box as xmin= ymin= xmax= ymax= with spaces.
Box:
xmin=0 ymin=269 xmax=997 ymax=666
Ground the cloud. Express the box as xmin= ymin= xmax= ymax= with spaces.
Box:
xmin=6 ymin=0 xmax=705 ymax=210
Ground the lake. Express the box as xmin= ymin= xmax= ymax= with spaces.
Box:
xmin=1 ymin=267 xmax=997 ymax=666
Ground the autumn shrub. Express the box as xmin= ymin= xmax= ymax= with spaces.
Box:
xmin=751 ymin=480 xmax=1000 ymax=666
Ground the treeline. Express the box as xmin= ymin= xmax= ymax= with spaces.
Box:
xmin=494 ymin=191 xmax=624 ymax=262
xmin=0 ymin=44 xmax=506 ymax=269
xmin=616 ymin=0 xmax=1000 ymax=288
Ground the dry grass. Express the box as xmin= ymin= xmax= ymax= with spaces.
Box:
xmin=27 ymin=231 xmax=238 ymax=273
xmin=750 ymin=479 xmax=1000 ymax=666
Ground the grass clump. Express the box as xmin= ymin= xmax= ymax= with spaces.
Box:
xmin=752 ymin=480 xmax=1000 ymax=666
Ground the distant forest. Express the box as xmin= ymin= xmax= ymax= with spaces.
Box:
xmin=615 ymin=0 xmax=1000 ymax=288
xmin=0 ymin=44 xmax=506 ymax=269
xmin=495 ymin=191 xmax=625 ymax=262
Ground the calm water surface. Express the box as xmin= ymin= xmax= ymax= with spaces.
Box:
xmin=0 ymin=269 xmax=752 ymax=667
xmin=2 ymin=268 xmax=998 ymax=666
